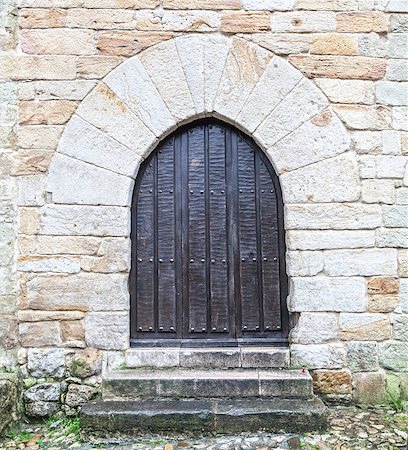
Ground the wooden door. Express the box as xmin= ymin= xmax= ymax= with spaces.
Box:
xmin=130 ymin=119 xmax=288 ymax=347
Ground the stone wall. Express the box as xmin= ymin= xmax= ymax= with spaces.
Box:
xmin=0 ymin=0 xmax=407 ymax=417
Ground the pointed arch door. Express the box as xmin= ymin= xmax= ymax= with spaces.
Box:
xmin=130 ymin=119 xmax=288 ymax=347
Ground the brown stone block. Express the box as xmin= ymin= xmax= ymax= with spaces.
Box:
xmin=12 ymin=149 xmax=53 ymax=175
xmin=368 ymin=295 xmax=399 ymax=313
xmin=288 ymin=55 xmax=386 ymax=80
xmin=19 ymin=8 xmax=67 ymax=28
xmin=19 ymin=321 xmax=62 ymax=347
xmin=76 ymin=56 xmax=124 ymax=79
xmin=97 ymin=31 xmax=174 ymax=57
xmin=311 ymin=33 xmax=358 ymax=55
xmin=312 ymin=369 xmax=352 ymax=394
xmin=61 ymin=320 xmax=85 ymax=343
xmin=163 ymin=0 xmax=240 ymax=8
xmin=19 ymin=100 xmax=77 ymax=125
xmin=353 ymin=371 xmax=387 ymax=404
xmin=221 ymin=11 xmax=270 ymax=33
xmin=67 ymin=348 xmax=102 ymax=378
xmin=368 ymin=277 xmax=398 ymax=295
xmin=336 ymin=12 xmax=389 ymax=33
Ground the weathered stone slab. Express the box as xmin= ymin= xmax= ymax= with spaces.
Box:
xmin=353 ymin=372 xmax=387 ymax=404
xmin=287 ymin=230 xmax=375 ymax=250
xmin=346 ymin=342 xmax=379 ymax=372
xmin=18 ymin=255 xmax=80 ymax=273
xmin=393 ymin=315 xmax=408 ymax=341
xmin=291 ymin=344 xmax=346 ymax=369
xmin=24 ymin=383 xmax=61 ymax=402
xmin=312 ymin=370 xmax=351 ymax=394
xmin=291 ymin=313 xmax=339 ymax=344
xmin=379 ymin=342 xmax=408 ymax=371
xmin=271 ymin=12 xmax=336 ymax=32
xmin=377 ymin=229 xmax=408 ymax=248
xmin=286 ymin=251 xmax=323 ymax=276
xmin=27 ymin=348 xmax=66 ymax=378
xmin=18 ymin=235 xmax=100 ymax=256
xmin=340 ymin=313 xmax=391 ymax=341
xmin=315 ymin=79 xmax=374 ymax=104
xmin=19 ymin=321 xmax=62 ymax=347
xmin=85 ymin=312 xmax=128 ymax=350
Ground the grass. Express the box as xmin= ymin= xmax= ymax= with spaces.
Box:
xmin=5 ymin=429 xmax=34 ymax=444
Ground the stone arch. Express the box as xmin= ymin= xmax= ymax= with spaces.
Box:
xmin=43 ymin=35 xmax=360 ymax=350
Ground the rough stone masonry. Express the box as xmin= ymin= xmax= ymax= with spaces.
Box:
xmin=0 ymin=0 xmax=407 ymax=427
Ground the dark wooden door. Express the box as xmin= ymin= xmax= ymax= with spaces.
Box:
xmin=130 ymin=119 xmax=288 ymax=347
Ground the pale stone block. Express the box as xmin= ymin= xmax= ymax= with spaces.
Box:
xmin=376 ymin=228 xmax=408 ymax=248
xmin=76 ymin=56 xmax=123 ymax=79
xmin=17 ymin=125 xmax=63 ymax=150
xmin=383 ymin=205 xmax=408 ymax=227
xmin=39 ymin=205 xmax=129 ymax=236
xmin=315 ymin=79 xmax=374 ymax=104
xmin=368 ymin=295 xmax=399 ymax=312
xmin=243 ymin=33 xmax=311 ymax=55
xmin=237 ymin=56 xmax=302 ymax=133
xmin=290 ymin=312 xmax=338 ymax=344
xmin=271 ymin=12 xmax=336 ymax=32
xmin=126 ymin=349 xmax=180 ymax=368
xmin=139 ymin=39 xmax=195 ymax=122
xmin=16 ymin=175 xmax=46 ymax=206
xmin=287 ymin=230 xmax=375 ymax=250
xmin=382 ymin=130 xmax=401 ymax=155
xmin=353 ymin=372 xmax=387 ymax=404
xmin=336 ymin=11 xmax=389 ymax=32
xmin=47 ymin=153 xmax=133 ymax=206
xmin=220 ymin=11 xmax=270 ymax=33
xmin=290 ymin=277 xmax=367 ymax=312
xmin=400 ymin=279 xmax=408 ymax=312
xmin=267 ymin=110 xmax=350 ymax=173
xmin=386 ymin=59 xmax=408 ymax=81
xmin=358 ymin=33 xmax=388 ymax=58
xmin=386 ymin=0 xmax=408 ymax=11
xmin=295 ymin=0 xmax=359 ymax=10
xmin=361 ymin=179 xmax=395 ymax=204
xmin=243 ymin=0 xmax=294 ymax=10
xmin=359 ymin=155 xmax=376 ymax=178
xmin=80 ymin=238 xmax=130 ymax=273
xmin=352 ymin=131 xmax=382 ymax=154
xmin=255 ymin=78 xmax=328 ymax=148
xmin=393 ymin=315 xmax=408 ymax=340
xmin=396 ymin=187 xmax=408 ymax=204
xmin=19 ymin=0 xmax=160 ymax=7
xmin=18 ymin=311 xmax=85 ymax=322
xmin=24 ymin=383 xmax=61 ymax=402
xmin=85 ymin=312 xmax=128 ymax=350
xmin=76 ymin=83 xmax=156 ymax=156
xmin=18 ymin=256 xmax=80 ymax=273
xmin=27 ymin=273 xmax=128 ymax=312
xmin=27 ymin=348 xmax=65 ymax=378
xmin=340 ymin=313 xmax=391 ymax=341
xmin=19 ymin=321 xmax=62 ymax=347
xmin=21 ymin=29 xmax=96 ymax=55
xmin=30 ymin=80 xmax=96 ymax=101
xmin=311 ymin=34 xmax=358 ymax=55
xmin=214 ymin=38 xmax=272 ymax=122
xmin=399 ymin=250 xmax=408 ymax=277
xmin=393 ymin=107 xmax=408 ymax=131
xmin=346 ymin=342 xmax=379 ymax=372
xmin=285 ymin=203 xmax=381 ymax=229
xmin=64 ymin=8 xmax=136 ymax=30
xmin=280 ymin=153 xmax=360 ymax=203
xmin=379 ymin=342 xmax=408 ymax=371
xmin=163 ymin=0 xmax=240 ymax=8
xmin=61 ymin=320 xmax=84 ymax=346
xmin=333 ymin=105 xmax=391 ymax=130
xmin=286 ymin=251 xmax=323 ymax=276
xmin=58 ymin=115 xmax=140 ymax=178
xmin=389 ymin=34 xmax=408 ymax=58
xmin=291 ymin=344 xmax=346 ymax=369
xmin=18 ymin=235 xmax=100 ymax=256
xmin=324 ymin=249 xmax=398 ymax=276
xmin=19 ymin=207 xmax=40 ymax=235
xmin=19 ymin=100 xmax=77 ymax=126
xmin=376 ymin=81 xmax=408 ymax=106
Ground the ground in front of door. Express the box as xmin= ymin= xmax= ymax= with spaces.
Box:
xmin=1 ymin=406 xmax=407 ymax=450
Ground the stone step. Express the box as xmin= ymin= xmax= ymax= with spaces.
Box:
xmin=102 ymin=368 xmax=313 ymax=401
xmin=115 ymin=347 xmax=290 ymax=370
xmin=80 ymin=397 xmax=327 ymax=437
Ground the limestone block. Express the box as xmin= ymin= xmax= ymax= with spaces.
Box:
xmin=76 ymin=84 xmax=156 ymax=155
xmin=376 ymin=229 xmax=408 ymax=248
xmin=18 ymin=207 xmax=40 ymax=235
xmin=324 ymin=249 xmax=398 ymax=276
xmin=105 ymin=55 xmax=175 ymax=138
xmin=389 ymin=34 xmax=408 ymax=59
xmin=163 ymin=0 xmax=240 ymax=8
xmin=19 ymin=8 xmax=66 ymax=29
xmin=243 ymin=0 xmax=294 ymax=10
xmin=18 ymin=235 xmax=100 ymax=256
xmin=21 ymin=29 xmax=95 ymax=55
xmin=315 ymin=79 xmax=374 ymax=104
xmin=61 ymin=320 xmax=85 ymax=345
xmin=19 ymin=100 xmax=77 ymax=125
xmin=383 ymin=205 xmax=408 ymax=227
xmin=24 ymin=383 xmax=61 ymax=402
xmin=291 ymin=344 xmax=346 ymax=369
xmin=393 ymin=315 xmax=408 ymax=341
xmin=39 ymin=205 xmax=129 ymax=236
xmin=67 ymin=348 xmax=102 ymax=378
xmin=399 ymin=250 xmax=408 ymax=277
xmin=352 ymin=131 xmax=382 ymax=154
xmin=386 ymin=0 xmax=408 ymax=11
xmin=393 ymin=107 xmax=408 ymax=131
xmin=379 ymin=342 xmax=408 ymax=371
xmin=29 ymin=80 xmax=96 ymax=101
xmin=386 ymin=59 xmax=408 ymax=81
xmin=271 ymin=11 xmax=335 ymax=32
xmin=80 ymin=238 xmax=130 ymax=273
xmin=287 ymin=230 xmax=375 ymax=250
xmin=97 ymin=31 xmax=173 ymax=57
xmin=295 ymin=0 xmax=359 ymax=10
xmin=65 ymin=383 xmax=96 ymax=407
xmin=311 ymin=34 xmax=358 ymax=55
xmin=85 ymin=312 xmax=128 ymax=350
xmin=16 ymin=175 xmax=46 ymax=206
xmin=20 ymin=321 xmax=62 ymax=347
xmin=340 ymin=313 xmax=391 ymax=341
xmin=336 ymin=12 xmax=389 ymax=32
xmin=359 ymin=155 xmax=376 ymax=178
xmin=76 ymin=56 xmax=123 ymax=79
xmin=267 ymin=110 xmax=350 ymax=174
xmin=396 ymin=187 xmax=408 ymax=204
xmin=18 ymin=311 xmax=84 ymax=322
xmin=358 ymin=33 xmax=388 ymax=58
xmin=376 ymin=81 xmax=408 ymax=106
xmin=139 ymin=39 xmax=195 ymax=122
xmin=285 ymin=203 xmax=381 ymax=229
xmin=18 ymin=256 xmax=80 ymax=273
xmin=47 ymin=154 xmax=133 ymax=206
xmin=17 ymin=125 xmax=63 ymax=150
xmin=280 ymin=153 xmax=360 ymax=203
xmin=215 ymin=38 xmax=272 ymax=121
xmin=290 ymin=312 xmax=338 ymax=344
xmin=333 ymin=105 xmax=391 ymax=130
xmin=25 ymin=401 xmax=59 ymax=417
xmin=289 ymin=55 xmax=386 ymax=80
xmin=27 ymin=273 xmax=128 ymax=312
xmin=346 ymin=342 xmax=379 ymax=372
xmin=368 ymin=277 xmax=398 ymax=295
xmin=255 ymin=78 xmax=328 ymax=148
xmin=220 ymin=11 xmax=270 ymax=33
xmin=312 ymin=370 xmax=352 ymax=394
xmin=353 ymin=372 xmax=387 ymax=404
xmin=290 ymin=277 xmax=366 ymax=312
xmin=382 ymin=130 xmax=402 ymax=155
xmin=401 ymin=279 xmax=408 ymax=312
xmin=19 ymin=0 xmax=159 ymax=7
xmin=27 ymin=348 xmax=66 ymax=377
xmin=361 ymin=179 xmax=395 ymax=204
xmin=286 ymin=251 xmax=323 ymax=276
xmin=237 ymin=56 xmax=302 ymax=133
xmin=243 ymin=33 xmax=311 ymax=55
